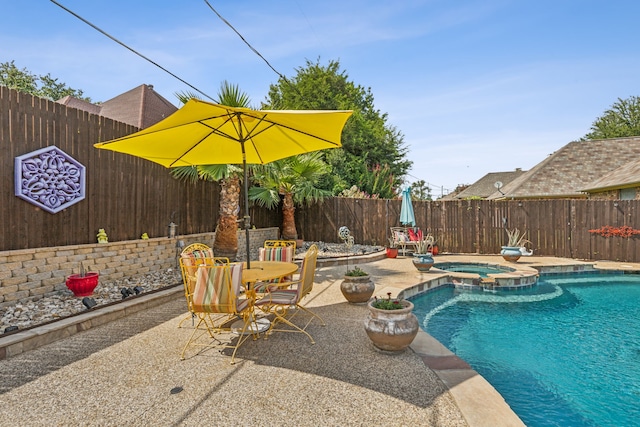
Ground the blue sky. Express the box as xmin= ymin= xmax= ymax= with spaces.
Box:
xmin=3 ymin=1 xmax=640 ymax=196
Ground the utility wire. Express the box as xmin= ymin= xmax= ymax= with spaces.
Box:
xmin=203 ymin=0 xmax=288 ymax=83
xmin=203 ymin=0 xmax=311 ymax=108
xmin=49 ymin=0 xmax=215 ymax=102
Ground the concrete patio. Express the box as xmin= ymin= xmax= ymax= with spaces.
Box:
xmin=1 ymin=253 xmax=627 ymax=426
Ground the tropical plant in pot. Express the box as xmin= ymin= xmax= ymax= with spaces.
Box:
xmin=501 ymin=228 xmax=531 ymax=262
xmin=412 ymin=234 xmax=435 ymax=271
xmin=364 ymin=293 xmax=419 ymax=352
xmin=340 ymin=266 xmax=375 ymax=304
xmin=65 ymin=262 xmax=99 ymax=297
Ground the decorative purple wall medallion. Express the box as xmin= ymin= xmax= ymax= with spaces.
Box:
xmin=14 ymin=146 xmax=86 ymax=214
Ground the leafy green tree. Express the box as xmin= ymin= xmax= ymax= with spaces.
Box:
xmin=0 ymin=60 xmax=91 ymax=101
xmin=583 ymin=96 xmax=640 ymax=140
xmin=171 ymin=81 xmax=250 ymax=259
xmin=249 ymin=152 xmax=331 ymax=240
xmin=263 ymin=59 xmax=411 ymax=196
xmin=410 ymin=180 xmax=432 ymax=201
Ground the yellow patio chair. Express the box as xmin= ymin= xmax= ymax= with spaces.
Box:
xmin=180 ymin=262 xmax=255 ymax=364
xmin=263 ymin=239 xmax=296 ymax=250
xmin=255 ymin=244 xmax=325 ymax=344
xmin=256 ymin=240 xmax=297 ymax=291
xmin=177 ymin=243 xmax=218 ymax=328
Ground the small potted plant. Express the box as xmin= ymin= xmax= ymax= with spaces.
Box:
xmin=340 ymin=266 xmax=375 ymax=304
xmin=501 ymin=228 xmax=531 ymax=262
xmin=65 ymin=262 xmax=99 ymax=297
xmin=412 ymin=234 xmax=435 ymax=271
xmin=364 ymin=292 xmax=419 ymax=352
xmin=386 ymin=238 xmax=399 ymax=258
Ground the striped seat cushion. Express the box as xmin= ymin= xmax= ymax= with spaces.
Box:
xmin=181 ymin=248 xmax=214 ymax=275
xmin=258 ymin=246 xmax=296 ymax=284
xmin=256 ymin=289 xmax=298 ymax=306
xmin=192 ymin=263 xmax=246 ymax=313
xmin=229 ymin=262 xmax=248 ymax=311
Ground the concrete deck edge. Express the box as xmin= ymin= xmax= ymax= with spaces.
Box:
xmin=410 ymin=329 xmax=526 ymax=427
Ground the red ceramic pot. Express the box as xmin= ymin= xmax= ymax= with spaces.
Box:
xmin=65 ymin=272 xmax=99 ymax=297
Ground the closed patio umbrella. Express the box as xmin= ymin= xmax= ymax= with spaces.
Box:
xmin=95 ymin=99 xmax=352 ymax=268
xmin=400 ymin=187 xmax=416 ymax=227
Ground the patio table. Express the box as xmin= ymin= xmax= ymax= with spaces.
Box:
xmin=232 ymin=261 xmax=299 ymax=334
xmin=242 ymin=261 xmax=299 ymax=286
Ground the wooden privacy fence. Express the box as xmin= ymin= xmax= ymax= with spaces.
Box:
xmin=0 ymin=87 xmax=243 ymax=250
xmin=295 ymin=198 xmax=640 ymax=263
xmin=3 ymin=87 xmax=640 ymax=262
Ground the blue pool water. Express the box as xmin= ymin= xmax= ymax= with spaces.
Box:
xmin=434 ymin=262 xmax=512 ymax=277
xmin=410 ymin=272 xmax=640 ymax=427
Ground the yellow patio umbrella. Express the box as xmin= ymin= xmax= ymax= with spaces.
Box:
xmin=95 ymin=99 xmax=353 ymax=268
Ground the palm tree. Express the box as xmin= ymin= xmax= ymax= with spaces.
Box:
xmin=171 ymin=81 xmax=251 ymax=259
xmin=249 ymin=152 xmax=331 ymax=240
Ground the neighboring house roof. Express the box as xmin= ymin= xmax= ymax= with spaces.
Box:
xmin=487 ymin=136 xmax=640 ymax=199
xmin=581 ymin=158 xmax=640 ymax=192
xmin=56 ymin=84 xmax=177 ymax=129
xmin=57 ymin=96 xmax=101 ymax=115
xmin=443 ymin=169 xmax=526 ymax=199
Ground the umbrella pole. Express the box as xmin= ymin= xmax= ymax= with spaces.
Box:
xmin=242 ymin=155 xmax=251 ymax=270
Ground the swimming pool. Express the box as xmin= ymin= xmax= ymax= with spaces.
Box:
xmin=410 ymin=272 xmax=640 ymax=427
xmin=433 ymin=262 xmax=514 ymax=277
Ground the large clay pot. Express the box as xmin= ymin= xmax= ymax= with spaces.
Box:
xmin=364 ymin=299 xmax=419 ymax=352
xmin=501 ymin=246 xmax=522 ymax=262
xmin=65 ymin=272 xmax=99 ymax=297
xmin=412 ymin=253 xmax=434 ymax=271
xmin=340 ymin=274 xmax=375 ymax=304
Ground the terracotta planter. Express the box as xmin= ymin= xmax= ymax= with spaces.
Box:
xmin=501 ymin=246 xmax=522 ymax=262
xmin=385 ymin=247 xmax=398 ymax=258
xmin=65 ymin=272 xmax=99 ymax=297
xmin=364 ymin=299 xmax=419 ymax=352
xmin=340 ymin=274 xmax=375 ymax=304
xmin=412 ymin=253 xmax=434 ymax=271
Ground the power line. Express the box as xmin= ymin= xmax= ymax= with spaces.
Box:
xmin=203 ymin=0 xmax=317 ymax=109
xmin=49 ymin=0 xmax=215 ymax=102
xmin=204 ymin=0 xmax=288 ymax=83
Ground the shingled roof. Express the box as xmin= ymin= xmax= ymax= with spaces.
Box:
xmin=443 ymin=169 xmax=527 ymax=199
xmin=56 ymin=84 xmax=177 ymax=129
xmin=487 ymin=136 xmax=640 ymax=199
xmin=581 ymin=158 xmax=640 ymax=192
xmin=56 ymin=96 xmax=101 ymax=115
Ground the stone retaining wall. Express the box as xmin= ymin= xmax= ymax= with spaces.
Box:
xmin=0 ymin=228 xmax=279 ymax=307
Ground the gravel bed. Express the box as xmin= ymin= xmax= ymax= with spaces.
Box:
xmin=1 ymin=242 xmax=382 ymax=334
xmin=0 ymin=269 xmax=183 ymax=333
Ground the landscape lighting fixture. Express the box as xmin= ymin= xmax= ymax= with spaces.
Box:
xmin=3 ymin=326 xmax=19 ymax=334
xmin=133 ymin=286 xmax=143 ymax=295
xmin=121 ymin=288 xmax=133 ymax=299
xmin=82 ymin=297 xmax=97 ymax=309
